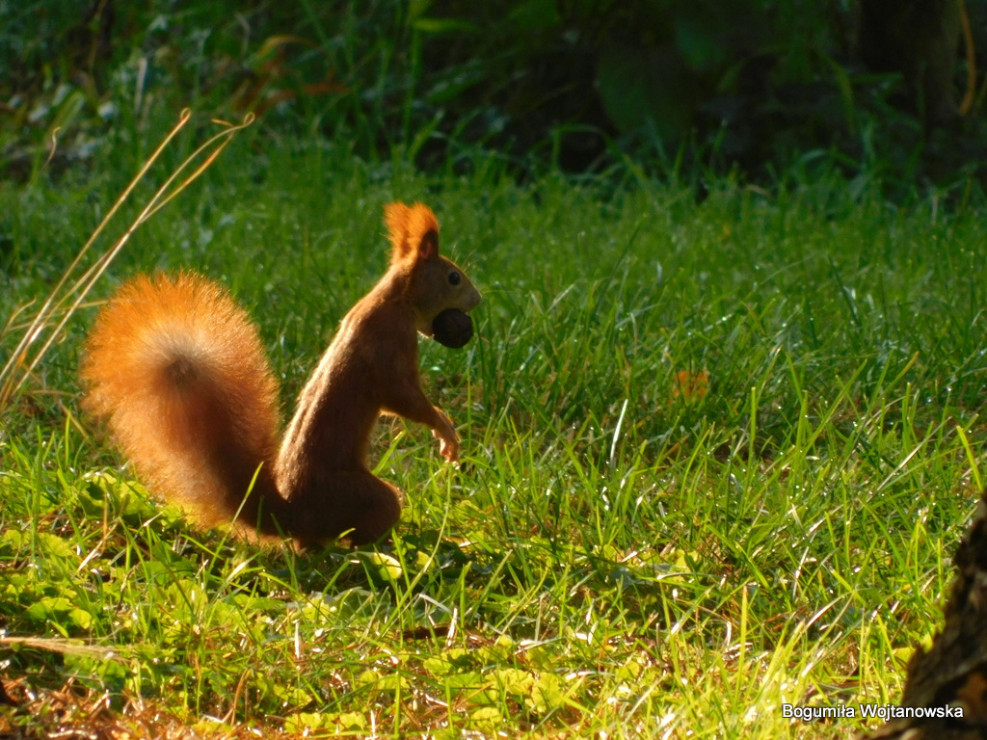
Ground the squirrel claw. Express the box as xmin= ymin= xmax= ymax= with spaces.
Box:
xmin=435 ymin=431 xmax=459 ymax=463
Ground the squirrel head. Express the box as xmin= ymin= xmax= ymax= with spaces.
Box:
xmin=385 ymin=202 xmax=481 ymax=340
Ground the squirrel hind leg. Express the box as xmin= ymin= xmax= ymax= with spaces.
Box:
xmin=289 ymin=472 xmax=403 ymax=548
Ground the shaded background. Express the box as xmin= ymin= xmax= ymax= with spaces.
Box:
xmin=2 ymin=0 xmax=986 ymax=189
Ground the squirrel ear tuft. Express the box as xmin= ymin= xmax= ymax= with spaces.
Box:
xmin=385 ymin=202 xmax=440 ymax=264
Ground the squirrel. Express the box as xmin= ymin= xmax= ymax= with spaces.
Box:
xmin=80 ymin=202 xmax=481 ymax=547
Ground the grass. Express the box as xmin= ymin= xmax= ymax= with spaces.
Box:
xmin=1 ymin=124 xmax=985 ymax=738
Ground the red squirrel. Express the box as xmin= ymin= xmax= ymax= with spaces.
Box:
xmin=81 ymin=202 xmax=481 ymax=546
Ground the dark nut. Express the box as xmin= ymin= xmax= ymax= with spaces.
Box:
xmin=432 ymin=308 xmax=474 ymax=349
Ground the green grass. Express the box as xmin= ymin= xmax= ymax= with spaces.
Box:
xmin=1 ymin=128 xmax=985 ymax=738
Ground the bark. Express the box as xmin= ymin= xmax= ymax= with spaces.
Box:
xmin=862 ymin=490 xmax=987 ymax=739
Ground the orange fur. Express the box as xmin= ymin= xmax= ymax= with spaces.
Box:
xmin=81 ymin=203 xmax=481 ymax=546
xmin=386 ymin=202 xmax=440 ymax=264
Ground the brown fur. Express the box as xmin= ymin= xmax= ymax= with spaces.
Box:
xmin=81 ymin=202 xmax=481 ymax=546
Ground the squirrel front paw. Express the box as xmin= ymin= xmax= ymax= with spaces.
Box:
xmin=431 ymin=415 xmax=460 ymax=463
xmin=438 ymin=435 xmax=460 ymax=463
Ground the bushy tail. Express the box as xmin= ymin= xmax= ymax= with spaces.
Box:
xmin=81 ymin=273 xmax=289 ymax=535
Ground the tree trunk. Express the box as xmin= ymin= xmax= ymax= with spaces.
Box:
xmin=862 ymin=490 xmax=987 ymax=739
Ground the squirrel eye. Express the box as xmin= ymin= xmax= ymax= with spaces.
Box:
xmin=448 ymin=271 xmax=461 ymax=286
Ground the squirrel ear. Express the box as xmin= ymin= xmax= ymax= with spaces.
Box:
xmin=418 ymin=229 xmax=438 ymax=260
xmin=385 ymin=201 xmax=440 ymax=265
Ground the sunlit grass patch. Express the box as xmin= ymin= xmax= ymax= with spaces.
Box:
xmin=1 ymin=142 xmax=985 ymax=738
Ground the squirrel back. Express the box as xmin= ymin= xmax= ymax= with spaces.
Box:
xmin=81 ymin=203 xmax=480 ymax=546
